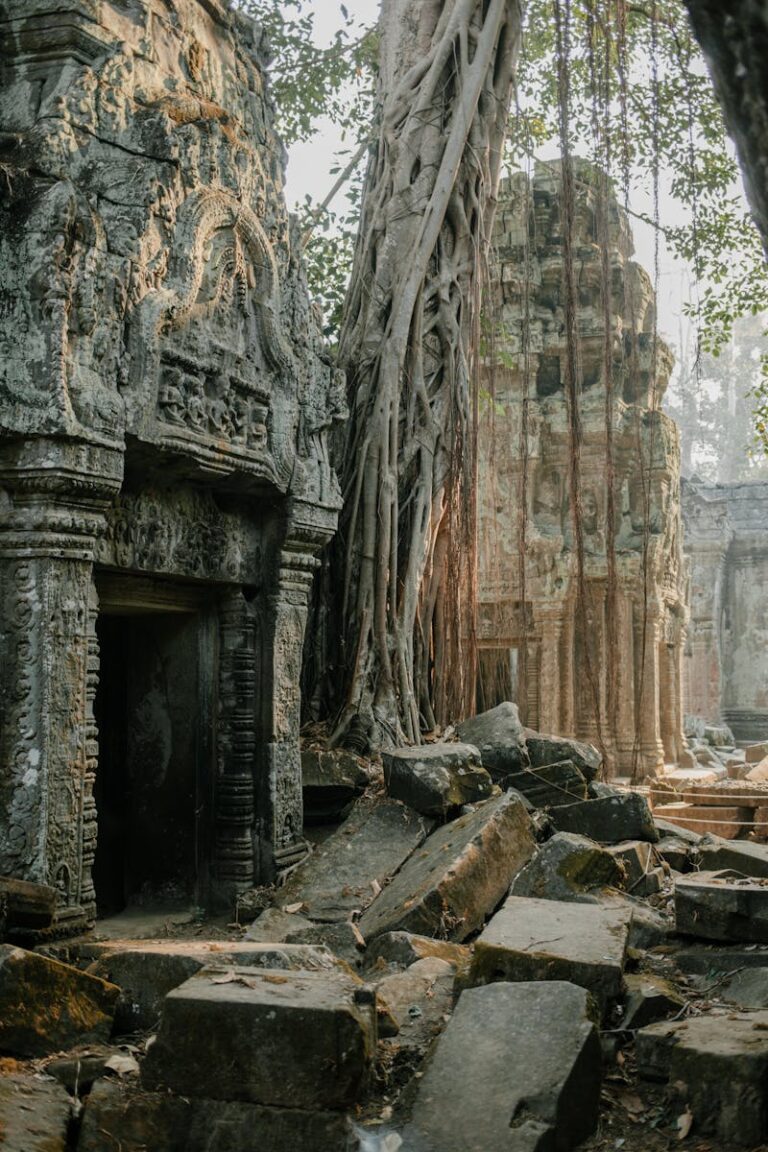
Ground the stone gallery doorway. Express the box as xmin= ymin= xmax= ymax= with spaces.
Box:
xmin=92 ymin=575 xmax=216 ymax=917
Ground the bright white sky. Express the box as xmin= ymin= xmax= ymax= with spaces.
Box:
xmin=281 ymin=1 xmax=746 ymax=381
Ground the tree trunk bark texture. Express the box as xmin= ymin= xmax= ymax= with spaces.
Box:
xmin=333 ymin=0 xmax=522 ymax=745
xmin=685 ymin=1 xmax=768 ymax=257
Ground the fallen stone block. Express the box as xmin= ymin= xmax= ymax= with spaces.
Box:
xmin=673 ymin=942 xmax=768 ymax=978
xmin=243 ymin=906 xmax=313 ymax=943
xmin=746 ymin=742 xmax=768 ymax=764
xmin=653 ymin=817 xmax=702 ymax=845
xmin=142 ymin=965 xmax=375 ymax=1108
xmin=727 ymin=758 xmax=750 ymax=780
xmin=375 ymin=956 xmax=455 ymax=1050
xmin=363 ymin=931 xmax=470 ymax=972
xmin=301 ymin=747 xmax=373 ymax=823
xmin=652 ymin=802 xmax=749 ymax=839
xmin=456 ymin=701 xmax=530 ymax=779
xmin=284 ymin=921 xmax=366 ymax=968
xmin=469 ymin=895 xmax=631 ymax=1009
xmin=675 ymin=870 xmax=768 ymax=943
xmin=621 ymin=973 xmax=684 ymax=1030
xmin=697 ymin=835 xmax=768 ymax=878
xmin=600 ymin=892 xmax=670 ymax=950
xmin=502 ymin=759 xmax=588 ymax=808
xmin=552 ymin=792 xmax=658 ymax=844
xmin=276 ymin=795 xmax=432 ymax=922
xmin=45 ymin=1046 xmax=127 ymax=1095
xmin=747 ymin=756 xmax=768 ymax=782
xmin=0 ymin=1074 xmax=71 ymax=1152
xmin=682 ymin=780 xmax=768 ymax=809
xmin=637 ymin=1012 xmax=768 ymax=1145
xmin=78 ymin=1079 xmax=351 ymax=1152
xmin=525 ymin=732 xmax=602 ymax=782
xmin=0 ymin=944 xmax=119 ymax=1057
xmin=510 ymin=831 xmax=623 ymax=902
xmin=357 ymin=792 xmax=536 ymax=943
xmin=655 ymin=834 xmax=693 ymax=872
xmin=606 ymin=840 xmax=655 ymax=891
xmin=0 ymin=876 xmax=57 ymax=935
xmin=722 ymin=967 xmax=768 ymax=1009
xmin=704 ymin=723 xmax=734 ymax=747
xmin=401 ymin=982 xmax=601 ymax=1152
xmin=382 ymin=742 xmax=493 ymax=817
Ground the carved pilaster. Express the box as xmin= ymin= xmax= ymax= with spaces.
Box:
xmin=214 ymin=589 xmax=256 ymax=901
xmin=0 ymin=439 xmax=121 ymax=930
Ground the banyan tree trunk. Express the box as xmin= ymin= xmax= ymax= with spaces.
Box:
xmin=684 ymin=2 xmax=768 ymax=257
xmin=332 ymin=0 xmax=522 ymax=747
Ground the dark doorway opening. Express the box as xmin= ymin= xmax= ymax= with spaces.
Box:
xmin=93 ymin=597 xmax=214 ymax=918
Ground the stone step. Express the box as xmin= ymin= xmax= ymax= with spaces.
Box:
xmin=400 ymin=982 xmax=601 ymax=1152
xmin=141 ymin=965 xmax=376 ymax=1109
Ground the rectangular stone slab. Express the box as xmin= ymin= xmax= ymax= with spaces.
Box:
xmin=357 ymin=792 xmax=536 ymax=943
xmin=275 ymin=796 xmax=432 ymax=922
xmin=0 ymin=944 xmax=119 ymax=1057
xmin=468 ymin=895 xmax=632 ymax=1009
xmin=401 ymin=982 xmax=601 ymax=1152
xmin=78 ymin=1080 xmax=351 ymax=1152
xmin=675 ymin=870 xmax=768 ymax=943
xmin=636 ymin=1012 xmax=768 ymax=1146
xmin=698 ymin=837 xmax=768 ymax=879
xmin=552 ymin=792 xmax=658 ymax=843
xmin=141 ymin=965 xmax=375 ymax=1109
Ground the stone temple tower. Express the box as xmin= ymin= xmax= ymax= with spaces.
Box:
xmin=0 ymin=0 xmax=343 ymax=934
xmin=478 ymin=160 xmax=691 ymax=777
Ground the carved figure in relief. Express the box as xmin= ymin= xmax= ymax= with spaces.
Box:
xmin=186 ymin=376 xmax=207 ymax=430
xmin=159 ymin=367 xmax=188 ymax=425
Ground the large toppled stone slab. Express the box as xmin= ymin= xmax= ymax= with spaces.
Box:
xmin=525 ymin=732 xmax=602 ymax=783
xmin=697 ymin=835 xmax=768 ymax=878
xmin=675 ymin=870 xmax=768 ymax=943
xmin=86 ymin=941 xmax=348 ymax=1033
xmin=637 ymin=1011 xmax=768 ymax=1146
xmin=276 ymin=795 xmax=432 ymax=922
xmin=509 ymin=832 xmax=623 ymax=902
xmin=0 ymin=1075 xmax=71 ymax=1152
xmin=357 ymin=792 xmax=536 ymax=943
xmin=382 ymin=742 xmax=493 ymax=817
xmin=78 ymin=1080 xmax=351 ymax=1152
xmin=552 ymin=791 xmax=658 ymax=843
xmin=0 ymin=944 xmax=119 ymax=1057
xmin=469 ymin=895 xmax=631 ymax=1008
xmin=401 ymin=982 xmax=601 ymax=1152
xmin=141 ymin=965 xmax=375 ymax=1109
xmin=456 ymin=702 xmax=530 ymax=778
xmin=502 ymin=759 xmax=588 ymax=807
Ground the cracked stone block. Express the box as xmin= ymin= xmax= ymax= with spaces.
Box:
xmin=401 ymin=982 xmax=601 ymax=1152
xmin=0 ymin=1074 xmax=71 ymax=1152
xmin=141 ymin=965 xmax=375 ymax=1109
xmin=501 ymin=759 xmax=588 ymax=808
xmin=552 ymin=792 xmax=658 ymax=844
xmin=78 ymin=1080 xmax=351 ymax=1152
xmin=357 ymin=792 xmax=536 ymax=943
xmin=382 ymin=742 xmax=493 ymax=817
xmin=0 ymin=944 xmax=119 ymax=1057
xmin=510 ymin=831 xmax=624 ymax=902
xmin=675 ymin=870 xmax=768 ymax=943
xmin=468 ymin=895 xmax=631 ymax=1010
xmin=525 ymin=732 xmax=602 ymax=783
xmin=457 ymin=702 xmax=530 ymax=779
xmin=637 ymin=1012 xmax=768 ymax=1145
xmin=275 ymin=796 xmax=432 ymax=922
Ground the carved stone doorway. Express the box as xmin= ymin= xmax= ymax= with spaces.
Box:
xmin=93 ymin=575 xmax=216 ymax=918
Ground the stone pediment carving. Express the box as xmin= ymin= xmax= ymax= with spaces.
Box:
xmin=127 ymin=189 xmax=292 ymax=486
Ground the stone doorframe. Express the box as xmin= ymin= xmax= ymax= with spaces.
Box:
xmin=0 ymin=437 xmax=336 ymax=934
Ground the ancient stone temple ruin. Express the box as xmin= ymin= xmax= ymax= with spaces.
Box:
xmin=0 ymin=0 xmax=343 ymax=933
xmin=683 ymin=478 xmax=768 ymax=741
xmin=478 ymin=161 xmax=690 ymax=776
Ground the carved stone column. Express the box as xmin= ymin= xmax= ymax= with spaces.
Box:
xmin=538 ymin=610 xmax=563 ymax=733
xmin=0 ymin=439 xmax=122 ymax=931
xmin=214 ymin=589 xmax=257 ymax=904
xmin=614 ymin=585 xmax=637 ymax=773
xmin=633 ymin=602 xmax=665 ymax=777
xmin=253 ymin=498 xmax=337 ymax=881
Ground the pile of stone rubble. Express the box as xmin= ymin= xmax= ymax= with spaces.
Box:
xmin=6 ymin=702 xmax=768 ymax=1150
